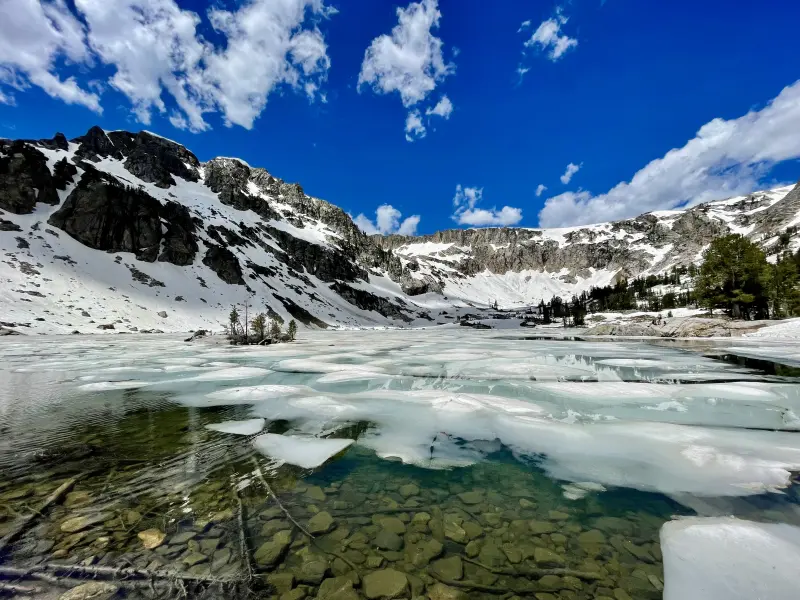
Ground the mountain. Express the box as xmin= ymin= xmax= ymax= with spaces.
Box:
xmin=1 ymin=126 xmax=798 ymax=334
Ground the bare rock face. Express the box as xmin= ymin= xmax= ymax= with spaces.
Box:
xmin=330 ymin=282 xmax=413 ymax=321
xmin=72 ymin=125 xmax=124 ymax=162
xmin=120 ymin=131 xmax=201 ymax=188
xmin=202 ymin=244 xmax=244 ymax=285
xmin=204 ymin=158 xmax=280 ymax=220
xmin=48 ymin=168 xmax=198 ymax=265
xmin=0 ymin=140 xmax=60 ymax=213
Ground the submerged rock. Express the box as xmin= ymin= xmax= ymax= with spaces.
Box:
xmin=374 ymin=529 xmax=404 ymax=551
xmin=458 ymin=491 xmax=483 ymax=505
xmin=431 ymin=555 xmax=464 ymax=580
xmin=529 ymin=520 xmax=557 ymax=535
xmin=427 ymin=583 xmax=465 ymax=600
xmin=268 ymin=573 xmax=295 ymax=594
xmin=398 ymin=483 xmax=419 ymax=498
xmin=58 ymin=582 xmax=118 ymax=600
xmin=255 ymin=530 xmax=292 ymax=566
xmin=308 ymin=511 xmax=335 ymax=535
xmin=137 ymin=528 xmax=166 ymax=549
xmin=317 ymin=576 xmax=359 ymax=600
xmin=60 ymin=512 xmax=112 ymax=533
xmin=362 ymin=569 xmax=408 ymax=599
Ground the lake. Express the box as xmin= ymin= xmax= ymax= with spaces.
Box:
xmin=1 ymin=329 xmax=799 ymax=599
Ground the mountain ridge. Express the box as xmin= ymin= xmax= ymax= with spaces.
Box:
xmin=1 ymin=125 xmax=798 ymax=334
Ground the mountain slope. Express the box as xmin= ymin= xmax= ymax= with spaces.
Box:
xmin=0 ymin=126 xmax=798 ymax=333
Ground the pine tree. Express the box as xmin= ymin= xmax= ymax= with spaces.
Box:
xmin=770 ymin=252 xmax=800 ymax=318
xmin=228 ymin=305 xmax=241 ymax=336
xmin=251 ymin=313 xmax=267 ymax=340
xmin=269 ymin=319 xmax=282 ymax=338
xmin=287 ymin=320 xmax=297 ymax=341
xmin=696 ymin=234 xmax=770 ymax=319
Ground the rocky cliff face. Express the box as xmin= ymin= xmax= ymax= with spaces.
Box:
xmin=0 ymin=125 xmax=797 ymax=333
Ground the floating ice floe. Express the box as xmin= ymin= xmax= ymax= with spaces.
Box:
xmin=253 ymin=434 xmax=354 ymax=468
xmin=660 ymin=517 xmax=800 ymax=600
xmin=205 ymin=418 xmax=266 ymax=436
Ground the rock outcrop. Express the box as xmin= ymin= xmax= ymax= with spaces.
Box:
xmin=0 ymin=140 xmax=60 ymax=213
xmin=47 ymin=168 xmax=199 ymax=265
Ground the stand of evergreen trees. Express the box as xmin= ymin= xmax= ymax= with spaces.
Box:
xmin=226 ymin=304 xmax=297 ymax=344
xmin=529 ymin=234 xmax=800 ymax=325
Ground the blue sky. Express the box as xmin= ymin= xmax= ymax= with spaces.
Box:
xmin=2 ymin=0 xmax=800 ymax=234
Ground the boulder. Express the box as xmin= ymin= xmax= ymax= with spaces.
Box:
xmin=362 ymin=569 xmax=408 ymax=599
xmin=308 ymin=511 xmax=335 ymax=535
xmin=254 ymin=530 xmax=292 ymax=566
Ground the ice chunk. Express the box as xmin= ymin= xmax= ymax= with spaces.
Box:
xmin=661 ymin=517 xmax=800 ymax=600
xmin=188 ymin=384 xmax=310 ymax=407
xmin=185 ymin=367 xmax=272 ymax=381
xmin=253 ymin=434 xmax=354 ymax=468
xmin=206 ymin=418 xmax=265 ymax=436
xmin=78 ymin=380 xmax=152 ymax=391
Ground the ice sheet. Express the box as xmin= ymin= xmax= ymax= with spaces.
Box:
xmin=206 ymin=418 xmax=266 ymax=435
xmin=661 ymin=517 xmax=800 ymax=600
xmin=253 ymin=434 xmax=354 ymax=468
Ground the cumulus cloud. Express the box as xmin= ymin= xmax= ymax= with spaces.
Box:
xmin=536 ymin=184 xmax=547 ymax=197
xmin=358 ymin=0 xmax=453 ymax=106
xmin=560 ymin=162 xmax=581 ymax=184
xmin=358 ymin=0 xmax=455 ymax=140
xmin=539 ymin=80 xmax=800 ymax=227
xmin=0 ymin=0 xmax=100 ymax=111
xmin=405 ymin=109 xmax=426 ymax=141
xmin=452 ymin=185 xmax=523 ymax=227
xmin=355 ymin=204 xmax=421 ymax=236
xmin=524 ymin=8 xmax=578 ymax=62
xmin=0 ymin=0 xmax=334 ymax=132
xmin=426 ymin=95 xmax=453 ymax=119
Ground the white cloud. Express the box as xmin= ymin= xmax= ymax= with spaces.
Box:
xmin=539 ymin=80 xmax=800 ymax=227
xmin=0 ymin=0 xmax=100 ymax=111
xmin=560 ymin=162 xmax=581 ymax=184
xmin=452 ymin=185 xmax=523 ymax=227
xmin=426 ymin=95 xmax=452 ymax=119
xmin=205 ymin=0 xmax=332 ymax=129
xmin=358 ymin=0 xmax=454 ymax=139
xmin=519 ymin=20 xmax=532 ymax=31
xmin=397 ymin=214 xmax=421 ymax=235
xmin=536 ymin=184 xmax=547 ymax=197
xmin=358 ymin=0 xmax=453 ymax=107
xmin=405 ymin=109 xmax=426 ymax=142
xmin=355 ymin=204 xmax=421 ymax=236
xmin=0 ymin=0 xmax=334 ymax=132
xmin=524 ymin=9 xmax=578 ymax=61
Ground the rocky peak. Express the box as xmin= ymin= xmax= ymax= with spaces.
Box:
xmin=121 ymin=131 xmax=201 ymax=188
xmin=72 ymin=126 xmax=123 ymax=162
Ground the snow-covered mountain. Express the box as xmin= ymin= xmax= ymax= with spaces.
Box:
xmin=1 ymin=126 xmax=798 ymax=333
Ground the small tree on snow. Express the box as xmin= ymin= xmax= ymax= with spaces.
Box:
xmin=228 ymin=305 xmax=241 ymax=336
xmin=269 ymin=319 xmax=282 ymax=338
xmin=251 ymin=313 xmax=267 ymax=339
xmin=287 ymin=319 xmax=297 ymax=341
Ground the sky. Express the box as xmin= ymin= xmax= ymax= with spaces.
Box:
xmin=1 ymin=0 xmax=800 ymax=235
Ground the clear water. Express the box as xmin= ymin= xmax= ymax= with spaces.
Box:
xmin=0 ymin=330 xmax=799 ymax=599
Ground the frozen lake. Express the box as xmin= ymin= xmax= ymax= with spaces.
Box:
xmin=1 ymin=330 xmax=799 ymax=599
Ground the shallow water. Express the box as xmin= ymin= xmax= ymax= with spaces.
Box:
xmin=0 ymin=330 xmax=799 ymax=599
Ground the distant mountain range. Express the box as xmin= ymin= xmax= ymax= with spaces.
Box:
xmin=1 ymin=126 xmax=797 ymax=333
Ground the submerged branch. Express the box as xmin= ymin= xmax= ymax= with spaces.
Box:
xmin=462 ymin=556 xmax=604 ymax=581
xmin=235 ymin=489 xmax=254 ymax=580
xmin=249 ymin=458 xmax=314 ymax=539
xmin=0 ymin=473 xmax=84 ymax=554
